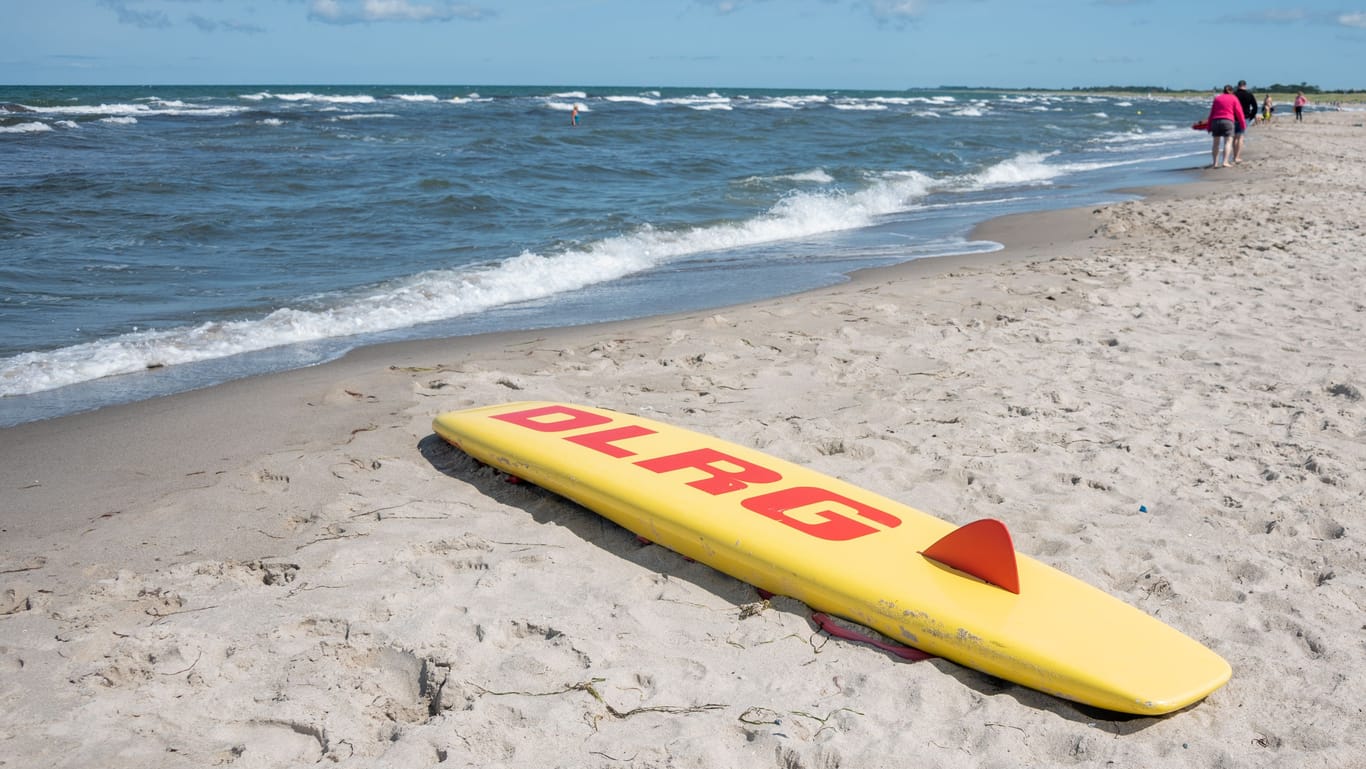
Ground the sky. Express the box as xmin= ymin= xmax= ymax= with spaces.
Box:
xmin=3 ymin=0 xmax=1365 ymax=90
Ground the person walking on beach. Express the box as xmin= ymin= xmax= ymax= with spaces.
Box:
xmin=1262 ymin=95 xmax=1274 ymax=125
xmin=1294 ymin=92 xmax=1308 ymax=121
xmin=1232 ymin=80 xmax=1257 ymax=163
xmin=1206 ymin=85 xmax=1245 ymax=168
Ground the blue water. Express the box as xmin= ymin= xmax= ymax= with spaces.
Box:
xmin=1 ymin=85 xmax=1210 ymax=426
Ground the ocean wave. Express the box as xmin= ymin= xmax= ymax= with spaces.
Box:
xmin=963 ymin=151 xmax=1064 ymax=187
xmin=0 ymin=170 xmax=938 ymax=396
xmin=272 ymin=92 xmax=378 ymax=104
xmin=2 ymin=156 xmax=1091 ymax=408
xmin=0 ymin=121 xmax=53 ymax=134
xmin=774 ymin=169 xmax=836 ymax=184
xmin=603 ymin=95 xmax=660 ymax=106
xmin=26 ymin=102 xmax=246 ymax=118
xmin=749 ymin=95 xmax=829 ymax=109
xmin=0 ymin=86 xmax=1214 ymax=403
xmin=661 ymin=94 xmax=732 ymax=110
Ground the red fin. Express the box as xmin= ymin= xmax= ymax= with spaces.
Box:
xmin=921 ymin=518 xmax=1021 ymax=594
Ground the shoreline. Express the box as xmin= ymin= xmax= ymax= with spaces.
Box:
xmin=3 ymin=113 xmax=1363 ymax=767
xmin=0 ymin=191 xmax=1151 ymax=554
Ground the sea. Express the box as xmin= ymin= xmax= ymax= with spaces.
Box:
xmin=1 ymin=85 xmax=1213 ymax=427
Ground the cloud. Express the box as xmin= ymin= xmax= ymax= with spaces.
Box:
xmin=1218 ymin=7 xmax=1366 ymax=28
xmin=99 ymin=1 xmax=265 ymax=33
xmin=1221 ymin=8 xmax=1309 ymax=23
xmin=98 ymin=0 xmax=172 ymax=29
xmin=694 ymin=0 xmax=928 ymax=22
xmin=863 ymin=0 xmax=926 ymax=19
xmin=187 ymin=14 xmax=265 ymax=34
xmin=308 ymin=0 xmax=496 ymax=24
xmin=693 ymin=0 xmax=762 ymax=13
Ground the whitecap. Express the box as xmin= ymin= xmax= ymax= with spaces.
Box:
xmin=0 ymin=121 xmax=53 ymax=134
xmin=0 ymin=169 xmax=940 ymax=396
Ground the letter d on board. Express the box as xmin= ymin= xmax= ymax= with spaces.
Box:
xmin=492 ymin=404 xmax=613 ymax=432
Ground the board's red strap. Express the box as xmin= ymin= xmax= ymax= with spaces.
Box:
xmin=754 ymin=589 xmax=933 ymax=661
xmin=811 ymin=612 xmax=935 ymax=661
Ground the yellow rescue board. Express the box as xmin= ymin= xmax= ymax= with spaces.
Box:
xmin=433 ymin=401 xmax=1231 ymax=715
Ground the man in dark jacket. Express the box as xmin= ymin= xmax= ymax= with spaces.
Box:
xmin=1233 ymin=80 xmax=1258 ymax=163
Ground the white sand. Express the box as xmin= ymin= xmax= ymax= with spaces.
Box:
xmin=2 ymin=112 xmax=1363 ymax=768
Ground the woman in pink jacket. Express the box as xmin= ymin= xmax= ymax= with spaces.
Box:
xmin=1206 ymin=85 xmax=1246 ymax=168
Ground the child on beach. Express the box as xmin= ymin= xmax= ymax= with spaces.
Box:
xmin=1206 ymin=85 xmax=1246 ymax=168
xmin=1262 ymin=95 xmax=1274 ymax=124
xmin=1294 ymin=92 xmax=1308 ymax=121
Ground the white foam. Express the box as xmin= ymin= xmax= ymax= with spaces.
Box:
xmin=779 ymin=169 xmax=835 ymax=184
xmin=0 ymin=170 xmax=939 ymax=396
xmin=551 ymin=91 xmax=587 ymax=99
xmin=395 ymin=93 xmax=439 ymax=102
xmin=273 ymin=92 xmax=377 ymax=104
xmin=35 ymin=102 xmax=150 ymax=116
xmin=750 ymin=100 xmax=799 ymax=110
xmin=662 ymin=94 xmax=732 ymax=111
xmin=100 ymin=116 xmax=138 ymax=125
xmin=30 ymin=102 xmax=246 ymax=118
xmin=0 ymin=121 xmax=52 ymax=134
xmin=259 ymin=117 xmax=284 ymax=126
xmin=751 ymin=94 xmax=828 ymax=109
xmin=604 ymin=95 xmax=660 ymax=106
xmin=833 ymin=102 xmax=888 ymax=111
xmin=964 ymin=152 xmax=1063 ymax=188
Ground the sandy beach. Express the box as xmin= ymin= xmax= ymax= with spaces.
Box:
xmin=3 ymin=111 xmax=1363 ymax=768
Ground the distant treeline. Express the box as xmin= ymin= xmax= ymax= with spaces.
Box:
xmin=1061 ymin=84 xmax=1362 ymax=95
xmin=933 ymin=84 xmax=1364 ymax=95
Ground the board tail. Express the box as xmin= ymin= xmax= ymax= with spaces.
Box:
xmin=921 ymin=518 xmax=1021 ymax=594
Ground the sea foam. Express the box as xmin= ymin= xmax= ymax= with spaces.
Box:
xmin=0 ymin=170 xmax=937 ymax=397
